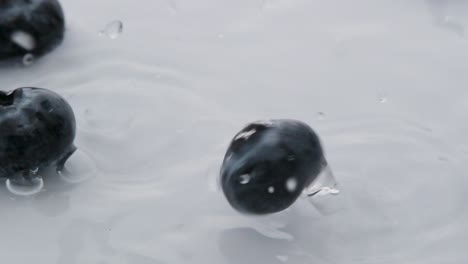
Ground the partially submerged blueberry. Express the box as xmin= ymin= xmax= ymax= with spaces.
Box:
xmin=0 ymin=87 xmax=76 ymax=193
xmin=0 ymin=0 xmax=65 ymax=61
xmin=220 ymin=119 xmax=327 ymax=214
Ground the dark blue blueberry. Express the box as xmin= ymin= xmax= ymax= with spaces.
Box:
xmin=0 ymin=87 xmax=76 ymax=182
xmin=0 ymin=0 xmax=65 ymax=61
xmin=220 ymin=119 xmax=326 ymax=214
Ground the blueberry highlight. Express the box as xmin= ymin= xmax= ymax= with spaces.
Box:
xmin=220 ymin=119 xmax=327 ymax=215
xmin=0 ymin=0 xmax=65 ymax=61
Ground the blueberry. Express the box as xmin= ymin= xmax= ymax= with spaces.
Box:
xmin=0 ymin=0 xmax=65 ymax=61
xmin=220 ymin=119 xmax=326 ymax=214
xmin=0 ymin=87 xmax=76 ymax=182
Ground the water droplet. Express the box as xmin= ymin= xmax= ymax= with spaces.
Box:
xmin=6 ymin=176 xmax=44 ymax=196
xmin=320 ymin=187 xmax=340 ymax=195
xmin=305 ymin=164 xmax=344 ymax=215
xmin=239 ymin=174 xmax=251 ymax=184
xmin=11 ymin=31 xmax=36 ymax=51
xmin=99 ymin=20 xmax=123 ymax=39
xmin=285 ymin=177 xmax=298 ymax=192
xmin=317 ymin=112 xmax=325 ymax=120
xmin=268 ymin=186 xmax=275 ymax=193
xmin=155 ymin=74 xmax=162 ymax=79
xmin=218 ymin=34 xmax=225 ymax=39
xmin=304 ymin=165 xmax=339 ymax=197
xmin=58 ymin=149 xmax=96 ymax=184
xmin=287 ymin=155 xmax=295 ymax=161
xmin=377 ymin=89 xmax=388 ymax=103
xmin=22 ymin=53 xmax=34 ymax=66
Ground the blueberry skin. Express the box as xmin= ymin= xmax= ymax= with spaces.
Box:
xmin=0 ymin=0 xmax=65 ymax=60
xmin=220 ymin=119 xmax=325 ymax=215
xmin=0 ymin=87 xmax=76 ymax=178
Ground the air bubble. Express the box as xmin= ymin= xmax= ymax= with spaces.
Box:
xmin=99 ymin=20 xmax=123 ymax=39
xmin=268 ymin=186 xmax=275 ymax=193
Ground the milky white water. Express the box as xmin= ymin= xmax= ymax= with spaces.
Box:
xmin=1 ymin=0 xmax=468 ymax=263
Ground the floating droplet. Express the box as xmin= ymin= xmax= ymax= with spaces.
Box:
xmin=377 ymin=89 xmax=388 ymax=103
xmin=317 ymin=112 xmax=325 ymax=120
xmin=304 ymin=165 xmax=339 ymax=197
xmin=58 ymin=149 xmax=96 ymax=184
xmin=218 ymin=34 xmax=225 ymax=39
xmin=268 ymin=186 xmax=275 ymax=193
xmin=22 ymin=53 xmax=34 ymax=66
xmin=6 ymin=176 xmax=44 ymax=196
xmin=285 ymin=177 xmax=298 ymax=192
xmin=239 ymin=174 xmax=251 ymax=184
xmin=318 ymin=186 xmax=340 ymax=195
xmin=99 ymin=20 xmax=123 ymax=39
xmin=305 ymin=164 xmax=344 ymax=215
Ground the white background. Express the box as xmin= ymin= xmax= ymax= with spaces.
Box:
xmin=0 ymin=0 xmax=467 ymax=263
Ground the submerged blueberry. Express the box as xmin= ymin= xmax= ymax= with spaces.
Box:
xmin=220 ymin=119 xmax=326 ymax=214
xmin=0 ymin=0 xmax=65 ymax=61
xmin=0 ymin=87 xmax=76 ymax=185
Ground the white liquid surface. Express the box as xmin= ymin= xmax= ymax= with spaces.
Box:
xmin=0 ymin=0 xmax=467 ymax=263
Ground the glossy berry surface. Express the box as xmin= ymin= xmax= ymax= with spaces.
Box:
xmin=0 ymin=0 xmax=65 ymax=61
xmin=220 ymin=119 xmax=325 ymax=215
xmin=0 ymin=87 xmax=76 ymax=179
